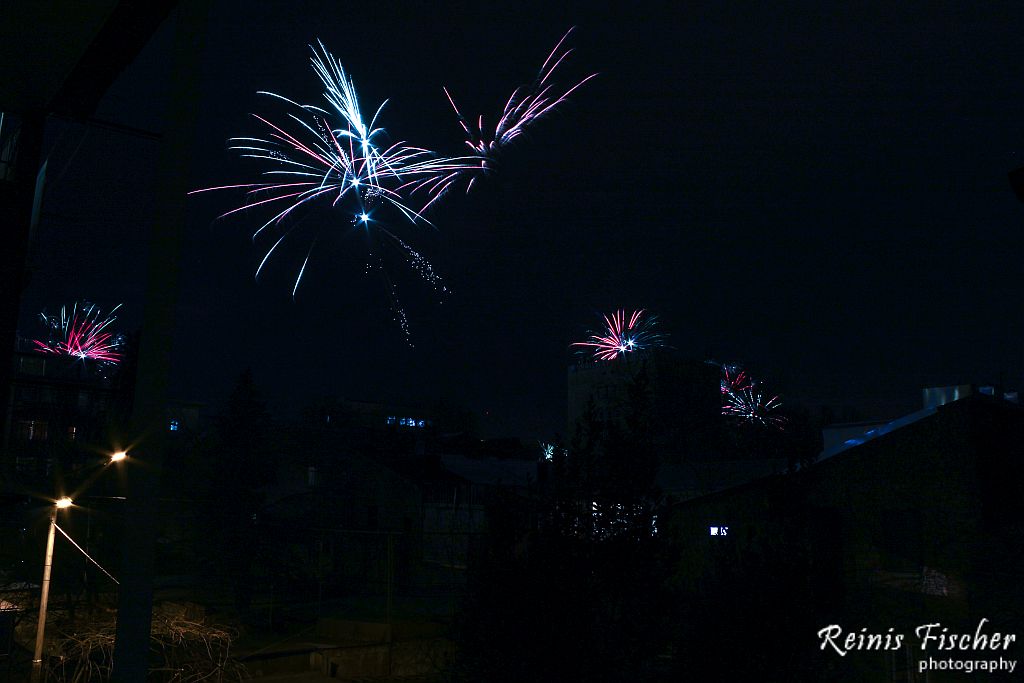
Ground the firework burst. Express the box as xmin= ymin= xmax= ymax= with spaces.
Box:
xmin=411 ymin=27 xmax=597 ymax=208
xmin=572 ymin=309 xmax=665 ymax=361
xmin=719 ymin=364 xmax=752 ymax=396
xmin=33 ymin=302 xmax=123 ymax=364
xmin=190 ymin=43 xmax=472 ymax=304
xmin=713 ymin=362 xmax=785 ymax=429
xmin=722 ymin=387 xmax=786 ymax=429
xmin=190 ymin=44 xmax=482 ymax=341
xmin=192 ymin=32 xmax=592 ymax=339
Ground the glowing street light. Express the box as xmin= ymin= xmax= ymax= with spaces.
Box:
xmin=32 ymin=498 xmax=72 ymax=682
xmin=31 ymin=447 xmax=125 ymax=679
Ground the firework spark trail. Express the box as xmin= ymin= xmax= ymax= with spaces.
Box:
xmin=33 ymin=302 xmax=123 ymax=364
xmin=572 ymin=309 xmax=665 ymax=361
xmin=407 ymin=27 xmax=597 ymax=209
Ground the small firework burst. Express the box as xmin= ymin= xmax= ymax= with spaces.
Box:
xmin=712 ymin=362 xmax=786 ymax=429
xmin=540 ymin=442 xmax=566 ymax=461
xmin=572 ymin=309 xmax=665 ymax=361
xmin=542 ymin=443 xmax=555 ymax=461
xmin=722 ymin=386 xmax=786 ymax=428
xmin=720 ymin=364 xmax=752 ymax=395
xmin=33 ymin=302 xmax=123 ymax=365
xmin=417 ymin=27 xmax=597 ymax=208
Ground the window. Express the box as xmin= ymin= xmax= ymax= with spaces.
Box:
xmin=67 ymin=426 xmax=77 ymax=441
xmin=390 ymin=416 xmax=429 ymax=428
xmin=18 ymin=356 xmax=45 ymax=376
xmin=168 ymin=419 xmax=179 ymax=432
xmin=16 ymin=420 xmax=48 ymax=441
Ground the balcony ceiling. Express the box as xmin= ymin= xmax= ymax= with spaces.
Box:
xmin=0 ymin=1 xmax=177 ymax=119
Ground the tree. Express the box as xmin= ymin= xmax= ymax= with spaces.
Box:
xmin=197 ymin=369 xmax=275 ymax=615
xmin=453 ymin=370 xmax=671 ymax=681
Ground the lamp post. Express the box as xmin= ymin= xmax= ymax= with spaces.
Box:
xmin=31 ymin=497 xmax=72 ymax=683
xmin=31 ymin=450 xmax=127 ymax=681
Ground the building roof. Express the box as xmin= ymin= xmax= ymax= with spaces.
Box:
xmin=817 ymin=406 xmax=938 ymax=461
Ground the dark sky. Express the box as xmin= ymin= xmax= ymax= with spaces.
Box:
xmin=20 ymin=1 xmax=1024 ymax=438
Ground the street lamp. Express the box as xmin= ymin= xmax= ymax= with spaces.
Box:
xmin=31 ymin=450 xmax=127 ymax=679
xmin=31 ymin=497 xmax=72 ymax=682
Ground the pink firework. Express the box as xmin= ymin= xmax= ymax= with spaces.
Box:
xmin=573 ymin=309 xmax=664 ymax=361
xmin=720 ymin=364 xmax=753 ymax=395
xmin=33 ymin=302 xmax=123 ymax=364
xmin=409 ymin=27 xmax=597 ymax=209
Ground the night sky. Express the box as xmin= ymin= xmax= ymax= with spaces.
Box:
xmin=19 ymin=1 xmax=1024 ymax=438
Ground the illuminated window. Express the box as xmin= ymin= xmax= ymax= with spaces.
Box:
xmin=709 ymin=525 xmax=729 ymax=536
xmin=417 ymin=419 xmax=425 ymax=428
xmin=67 ymin=426 xmax=77 ymax=441
xmin=386 ymin=416 xmax=396 ymax=425
xmin=168 ymin=419 xmax=179 ymax=432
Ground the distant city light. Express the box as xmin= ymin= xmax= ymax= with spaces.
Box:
xmin=386 ymin=416 xmax=430 ymax=428
xmin=709 ymin=525 xmax=729 ymax=536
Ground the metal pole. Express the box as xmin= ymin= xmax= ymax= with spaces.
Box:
xmin=386 ymin=533 xmax=393 ymax=629
xmin=31 ymin=507 xmax=58 ymax=683
xmin=386 ymin=532 xmax=393 ymax=678
xmin=111 ymin=3 xmax=207 ymax=680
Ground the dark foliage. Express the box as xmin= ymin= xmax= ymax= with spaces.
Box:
xmin=195 ymin=369 xmax=276 ymax=613
xmin=452 ymin=372 xmax=673 ymax=681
